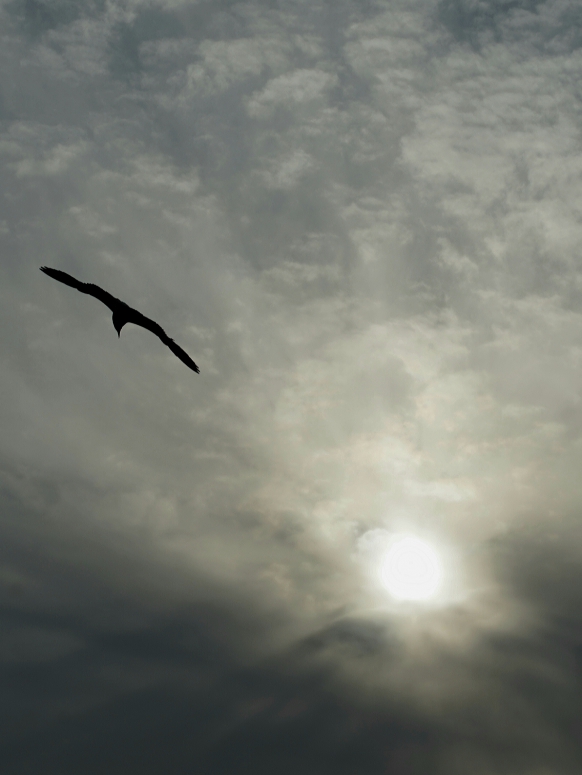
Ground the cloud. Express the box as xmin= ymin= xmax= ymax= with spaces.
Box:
xmin=2 ymin=0 xmax=582 ymax=772
xmin=183 ymin=38 xmax=291 ymax=95
xmin=247 ymin=68 xmax=338 ymax=117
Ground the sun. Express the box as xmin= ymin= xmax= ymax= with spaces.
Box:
xmin=381 ymin=535 xmax=443 ymax=601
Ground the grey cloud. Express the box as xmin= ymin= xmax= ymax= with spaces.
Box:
xmin=2 ymin=0 xmax=582 ymax=771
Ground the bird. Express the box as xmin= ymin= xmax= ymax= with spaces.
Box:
xmin=40 ymin=266 xmax=200 ymax=373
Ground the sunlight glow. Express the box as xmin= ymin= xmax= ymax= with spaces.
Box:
xmin=381 ymin=535 xmax=443 ymax=601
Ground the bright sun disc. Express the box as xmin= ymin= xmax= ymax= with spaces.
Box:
xmin=381 ymin=535 xmax=443 ymax=601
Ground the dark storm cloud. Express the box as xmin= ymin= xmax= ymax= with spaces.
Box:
xmin=0 ymin=596 xmax=439 ymax=775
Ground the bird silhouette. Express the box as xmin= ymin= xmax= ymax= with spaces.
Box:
xmin=40 ymin=266 xmax=200 ymax=373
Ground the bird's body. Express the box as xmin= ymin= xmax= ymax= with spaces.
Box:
xmin=40 ymin=266 xmax=200 ymax=373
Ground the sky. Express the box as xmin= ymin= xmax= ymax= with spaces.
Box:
xmin=2 ymin=0 xmax=582 ymax=772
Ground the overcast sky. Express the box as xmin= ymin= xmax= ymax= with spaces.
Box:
xmin=2 ymin=0 xmax=582 ymax=772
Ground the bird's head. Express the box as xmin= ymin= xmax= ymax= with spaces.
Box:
xmin=112 ymin=312 xmax=126 ymax=337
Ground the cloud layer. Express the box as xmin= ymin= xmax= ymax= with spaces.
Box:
xmin=2 ymin=0 xmax=582 ymax=771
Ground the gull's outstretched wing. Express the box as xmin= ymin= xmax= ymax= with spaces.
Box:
xmin=164 ymin=337 xmax=200 ymax=374
xmin=40 ymin=266 xmax=119 ymax=311
xmin=128 ymin=310 xmax=200 ymax=374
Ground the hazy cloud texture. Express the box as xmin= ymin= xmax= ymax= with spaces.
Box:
xmin=2 ymin=0 xmax=582 ymax=772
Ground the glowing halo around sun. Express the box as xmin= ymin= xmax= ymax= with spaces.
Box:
xmin=381 ymin=535 xmax=443 ymax=601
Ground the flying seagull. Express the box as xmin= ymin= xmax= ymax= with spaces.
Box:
xmin=40 ymin=266 xmax=200 ymax=373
